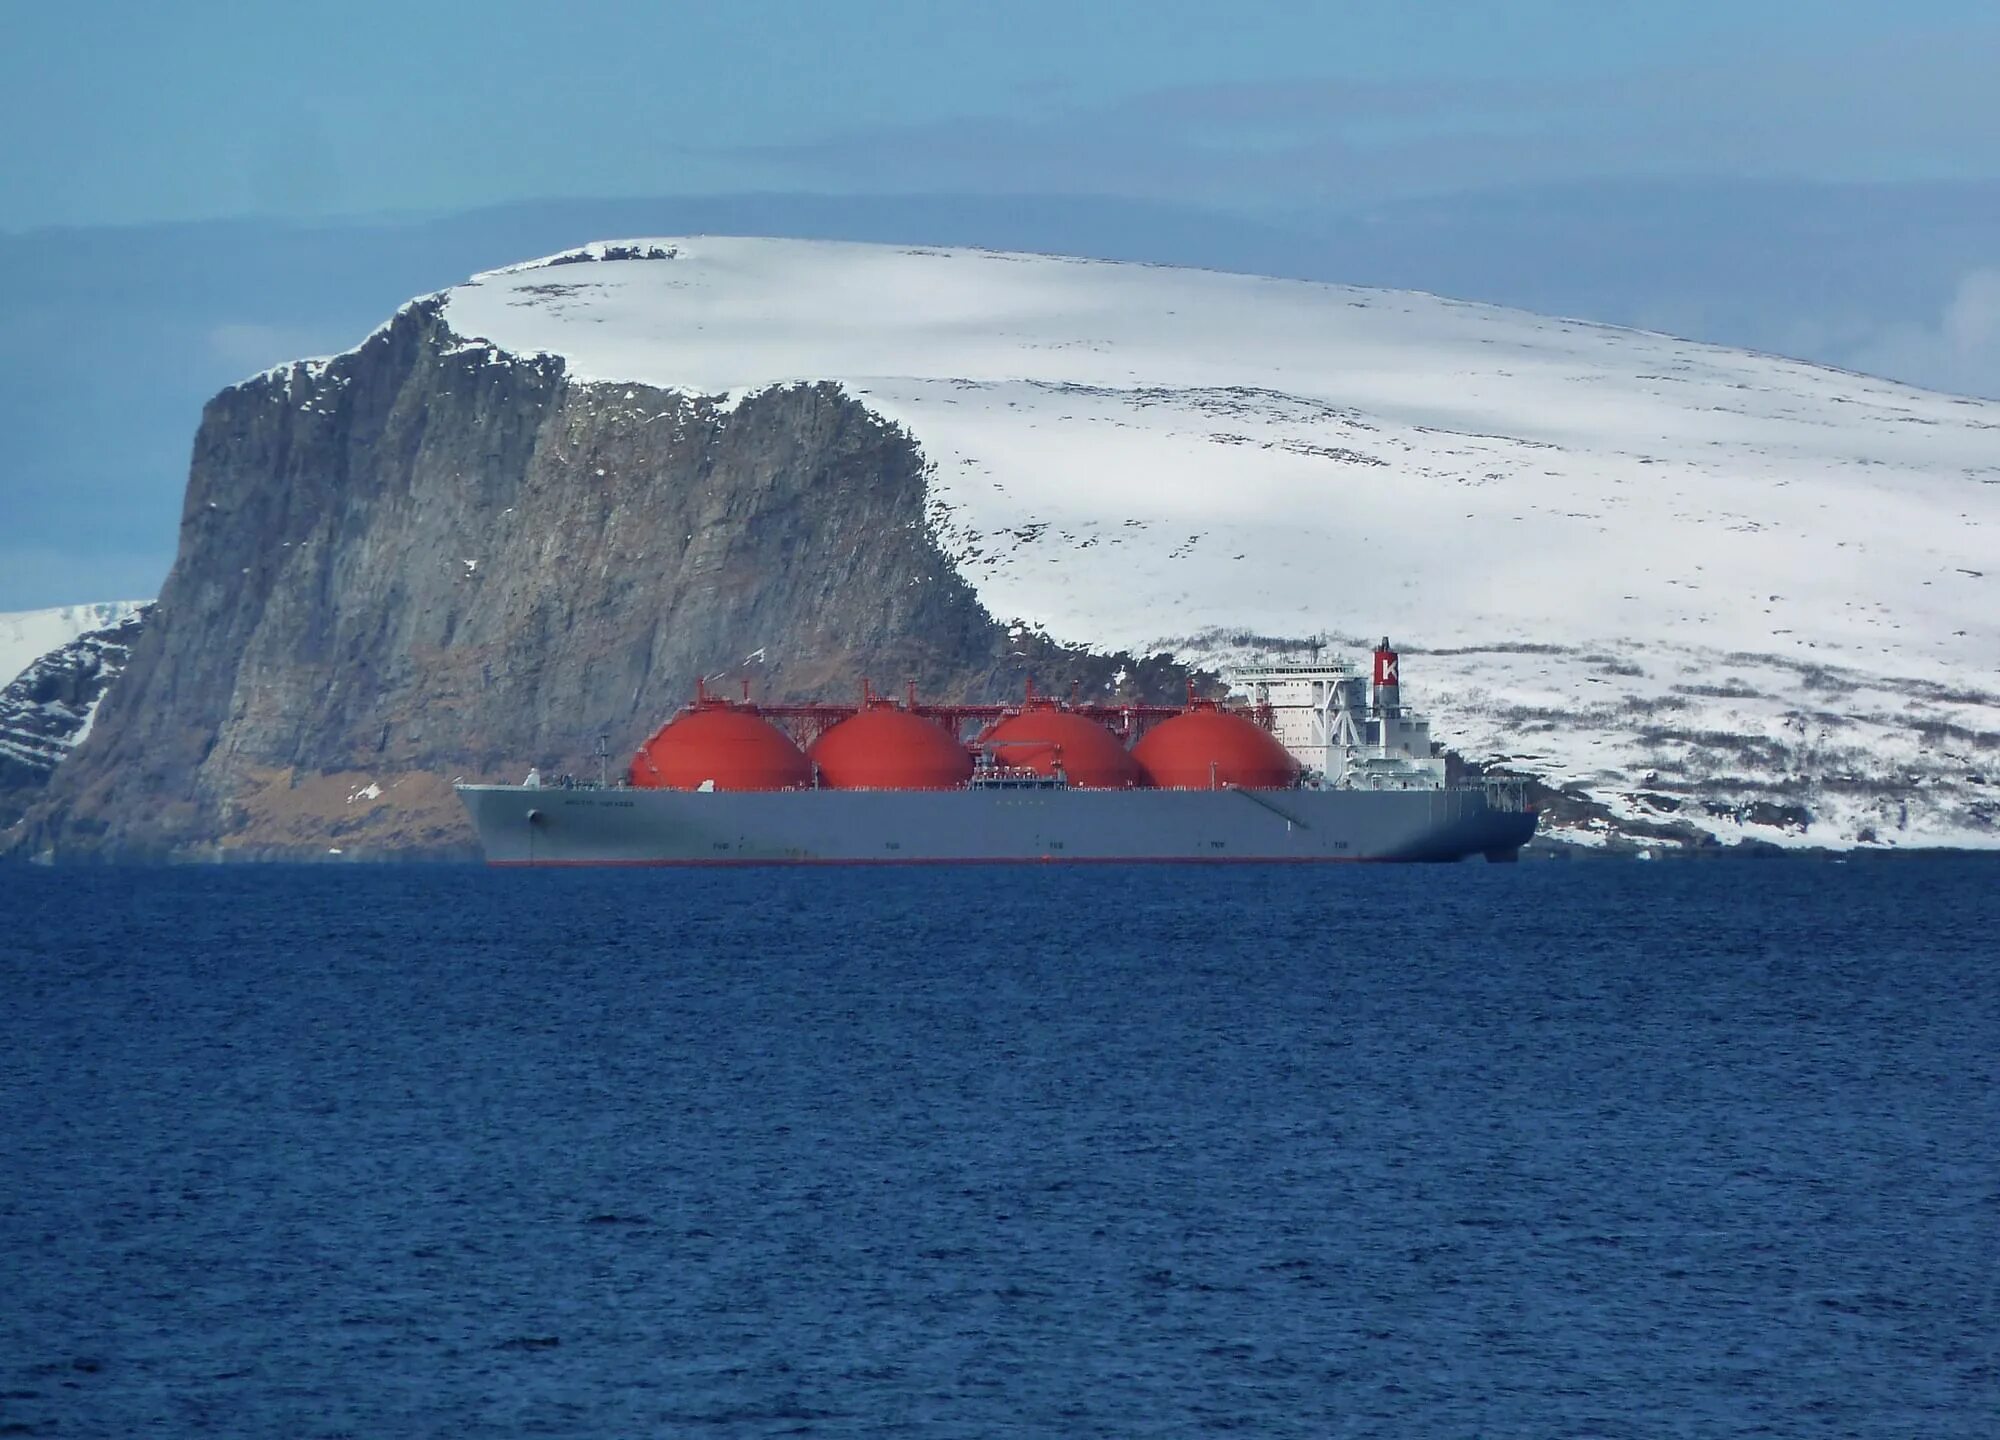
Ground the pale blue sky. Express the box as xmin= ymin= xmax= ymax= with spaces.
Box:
xmin=5 ymin=0 xmax=1998 ymax=227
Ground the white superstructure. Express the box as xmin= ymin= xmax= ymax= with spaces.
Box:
xmin=1234 ymin=640 xmax=1448 ymax=791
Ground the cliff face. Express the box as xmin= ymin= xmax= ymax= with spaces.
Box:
xmin=10 ymin=301 xmax=1168 ymax=860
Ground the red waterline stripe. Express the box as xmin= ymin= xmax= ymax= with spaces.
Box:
xmin=487 ymin=854 xmax=1400 ymax=868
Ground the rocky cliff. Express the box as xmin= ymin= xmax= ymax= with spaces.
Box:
xmin=6 ymin=301 xmax=1183 ymax=860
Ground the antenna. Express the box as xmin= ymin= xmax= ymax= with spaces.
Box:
xmin=595 ymin=733 xmax=609 ymax=788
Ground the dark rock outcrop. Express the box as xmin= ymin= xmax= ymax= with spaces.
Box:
xmin=0 ymin=607 xmax=150 ymax=830
xmin=7 ymin=301 xmax=1191 ymax=860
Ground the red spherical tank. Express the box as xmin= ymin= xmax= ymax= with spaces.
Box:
xmin=1133 ymin=708 xmax=1301 ymax=790
xmin=809 ymin=706 xmax=973 ymax=790
xmin=981 ymin=706 xmax=1147 ymax=788
xmin=630 ymin=705 xmax=812 ymax=791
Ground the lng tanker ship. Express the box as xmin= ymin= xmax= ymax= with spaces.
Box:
xmin=456 ymin=641 xmax=1539 ymax=865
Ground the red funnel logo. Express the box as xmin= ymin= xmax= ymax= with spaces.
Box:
xmin=1374 ymin=649 xmax=1399 ymax=688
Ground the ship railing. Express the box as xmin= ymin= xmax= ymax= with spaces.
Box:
xmin=541 ymin=774 xmax=631 ymax=791
xmin=967 ymin=767 xmax=1068 ymax=790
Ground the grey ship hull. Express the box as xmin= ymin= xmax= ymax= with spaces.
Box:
xmin=456 ymin=784 xmax=1537 ymax=865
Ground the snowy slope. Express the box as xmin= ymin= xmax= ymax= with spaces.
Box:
xmin=0 ymin=605 xmax=149 ymax=827
xmin=0 ymin=602 xmax=147 ymax=689
xmin=439 ymin=238 xmax=1999 ymax=848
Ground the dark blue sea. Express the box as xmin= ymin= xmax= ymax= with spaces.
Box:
xmin=2 ymin=859 xmax=1995 ymax=1438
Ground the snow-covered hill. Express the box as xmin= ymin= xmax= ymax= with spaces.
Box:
xmin=0 ymin=604 xmax=150 ymax=829
xmin=439 ymin=238 xmax=1998 ymax=849
xmin=1 ymin=602 xmax=147 ymax=688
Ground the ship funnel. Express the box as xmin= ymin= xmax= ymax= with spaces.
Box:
xmin=1372 ymin=638 xmax=1401 ymax=711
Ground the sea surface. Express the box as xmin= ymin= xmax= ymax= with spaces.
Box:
xmin=1 ymin=858 xmax=1995 ymax=1438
